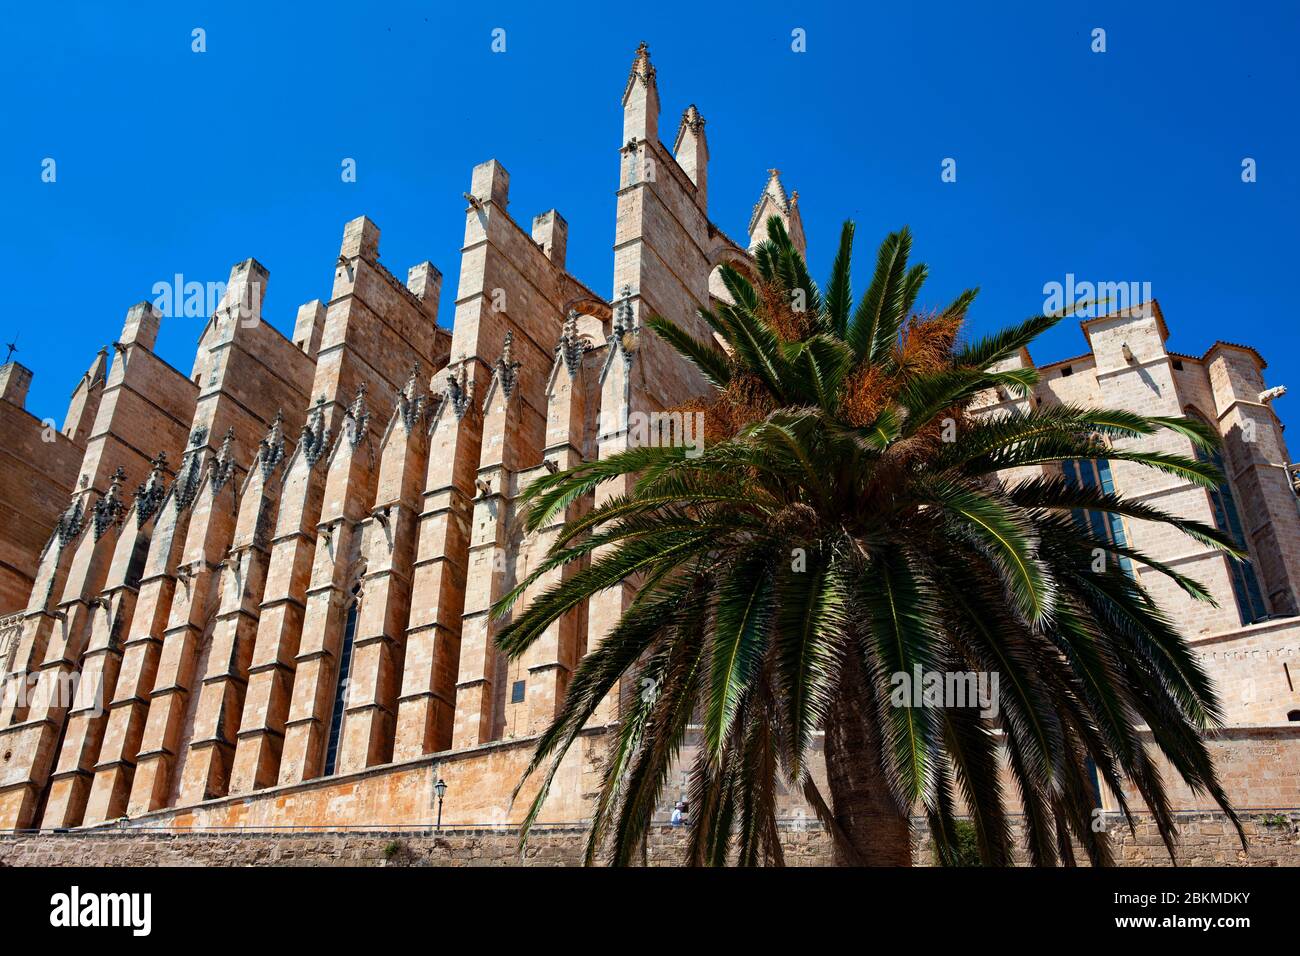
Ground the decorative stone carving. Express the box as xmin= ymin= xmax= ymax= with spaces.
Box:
xmin=258 ymin=410 xmax=286 ymax=481
xmin=680 ymin=103 xmax=705 ymax=135
xmin=301 ymin=396 xmax=331 ymax=467
xmin=557 ymin=311 xmax=589 ymax=379
xmin=208 ymin=427 xmax=237 ymax=494
xmin=626 ymin=40 xmax=655 ymax=93
xmin=397 ymin=365 xmax=426 ymax=432
xmin=54 ymin=494 xmax=85 ymax=550
xmin=609 ymin=285 xmax=639 ymax=366
xmin=343 ymin=384 xmax=370 ymax=449
xmin=92 ymin=467 xmax=127 ymax=540
xmin=134 ymin=452 xmax=169 ymax=527
xmin=494 ymin=331 xmax=521 ymax=399
xmin=443 ymin=364 xmax=474 ymax=421
xmin=172 ymin=426 xmax=212 ymax=513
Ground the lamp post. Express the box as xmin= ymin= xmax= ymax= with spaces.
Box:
xmin=434 ymin=777 xmax=447 ymax=831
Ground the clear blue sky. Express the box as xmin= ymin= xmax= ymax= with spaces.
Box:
xmin=2 ymin=1 xmax=1297 ymax=428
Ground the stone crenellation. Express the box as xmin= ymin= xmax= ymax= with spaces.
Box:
xmin=0 ymin=46 xmax=1296 ymax=857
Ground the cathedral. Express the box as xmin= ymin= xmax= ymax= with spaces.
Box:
xmin=0 ymin=44 xmax=1296 ymax=840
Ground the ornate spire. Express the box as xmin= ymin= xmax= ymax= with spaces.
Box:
xmin=208 ymin=427 xmax=237 ymax=494
xmin=494 ymin=331 xmax=521 ymax=398
xmin=301 ymin=396 xmax=331 ymax=467
xmin=258 ymin=410 xmax=286 ymax=481
xmin=749 ymin=168 xmax=792 ymax=234
xmin=93 ymin=467 xmax=127 ymax=540
xmin=557 ymin=311 xmax=589 ymax=378
xmin=397 ymin=364 xmax=426 ymax=432
xmin=343 ymin=383 xmax=370 ymax=449
xmin=444 ymin=364 xmax=473 ymax=421
xmin=625 ymin=41 xmax=656 ymax=94
xmin=54 ymin=487 xmax=85 ymax=549
xmin=747 ymin=168 xmax=805 ymax=254
xmin=679 ymin=103 xmax=705 ymax=135
xmin=172 ymin=430 xmax=206 ymax=514
xmin=134 ymin=452 xmax=169 ymax=527
xmin=609 ymin=285 xmax=640 ymax=366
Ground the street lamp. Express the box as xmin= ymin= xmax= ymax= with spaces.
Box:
xmin=434 ymin=777 xmax=448 ymax=831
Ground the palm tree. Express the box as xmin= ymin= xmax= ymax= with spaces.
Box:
xmin=493 ymin=218 xmax=1246 ymax=866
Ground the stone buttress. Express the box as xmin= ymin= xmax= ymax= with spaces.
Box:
xmin=115 ymin=262 xmax=314 ymax=819
xmin=0 ymin=303 xmax=197 ymax=829
xmin=229 ymin=220 xmax=448 ymax=794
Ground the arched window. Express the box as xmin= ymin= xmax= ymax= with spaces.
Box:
xmin=323 ymin=584 xmax=361 ymax=776
xmin=1186 ymin=413 xmax=1268 ymax=625
xmin=1062 ymin=457 xmax=1133 ymax=574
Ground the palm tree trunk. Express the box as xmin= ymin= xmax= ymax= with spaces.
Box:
xmin=823 ymin=654 xmax=913 ymax=866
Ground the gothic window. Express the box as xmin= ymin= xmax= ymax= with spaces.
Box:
xmin=1085 ymin=756 xmax=1102 ymax=808
xmin=125 ymin=534 xmax=150 ymax=591
xmin=1061 ymin=457 xmax=1132 ymax=574
xmin=1187 ymin=412 xmax=1269 ymax=625
xmin=323 ymin=585 xmax=361 ymax=777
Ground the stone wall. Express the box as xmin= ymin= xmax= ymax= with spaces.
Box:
xmin=28 ymin=722 xmax=1294 ymax=835
xmin=1192 ymin=618 xmax=1300 ymax=725
xmin=2 ymin=811 xmax=1297 ymax=867
xmin=0 ymin=380 xmax=84 ymax=614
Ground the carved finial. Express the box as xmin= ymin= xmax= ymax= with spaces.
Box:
xmin=495 ymin=331 xmax=521 ymax=398
xmin=55 ymin=492 xmax=85 ymax=549
xmin=626 ymin=40 xmax=656 ymax=93
xmin=444 ymin=365 xmax=474 ymax=421
xmin=557 ymin=310 xmax=589 ymax=378
xmin=748 ymin=169 xmax=794 ymax=236
xmin=610 ymin=287 xmax=639 ymax=366
xmin=680 ymin=104 xmax=706 ymax=134
xmin=134 ymin=452 xmax=170 ymax=526
xmin=172 ymin=431 xmax=206 ymax=513
xmin=209 ymin=427 xmax=237 ymax=495
xmin=151 ymin=451 xmax=168 ymax=477
xmin=397 ymin=363 xmax=426 ymax=432
xmin=93 ymin=467 xmax=127 ymax=540
xmin=301 ymin=396 xmax=331 ymax=467
xmin=258 ymin=410 xmax=286 ymax=481
xmin=344 ymin=383 xmax=370 ymax=449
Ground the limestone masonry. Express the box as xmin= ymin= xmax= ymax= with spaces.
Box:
xmin=1 ymin=45 xmax=1297 ymax=848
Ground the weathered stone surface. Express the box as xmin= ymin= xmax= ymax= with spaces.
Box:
xmin=2 ymin=811 xmax=1297 ymax=867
